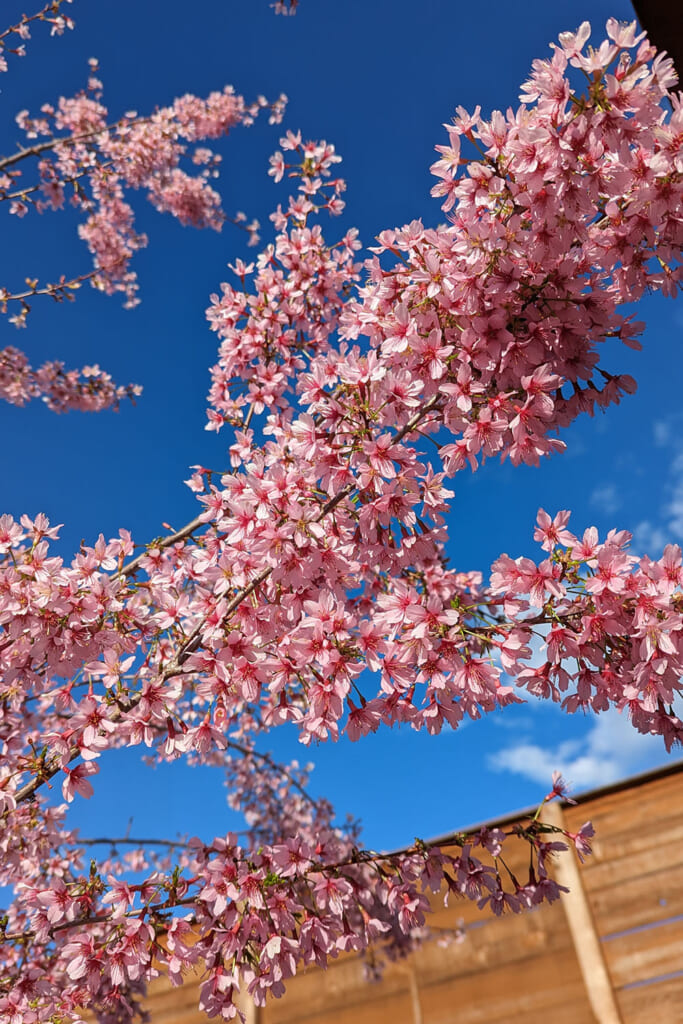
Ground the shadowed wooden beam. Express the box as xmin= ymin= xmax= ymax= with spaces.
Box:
xmin=542 ymin=801 xmax=624 ymax=1024
xmin=631 ymin=0 xmax=683 ymax=80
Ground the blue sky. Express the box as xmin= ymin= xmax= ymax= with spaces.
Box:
xmin=2 ymin=0 xmax=682 ymax=852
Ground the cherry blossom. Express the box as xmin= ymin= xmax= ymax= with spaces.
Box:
xmin=1 ymin=14 xmax=682 ymax=1024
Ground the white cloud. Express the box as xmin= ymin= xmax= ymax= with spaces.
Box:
xmin=631 ymin=519 xmax=668 ymax=555
xmin=488 ymin=709 xmax=671 ymax=793
xmin=665 ymin=450 xmax=683 ymax=536
xmin=630 ymin=435 xmax=683 ymax=555
xmin=589 ymin=483 xmax=621 ymax=516
xmin=654 ymin=419 xmax=673 ymax=447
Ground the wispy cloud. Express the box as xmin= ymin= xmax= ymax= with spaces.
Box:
xmin=632 ymin=520 xmax=668 ymax=554
xmin=488 ymin=710 xmax=671 ymax=793
xmin=653 ymin=418 xmax=676 ymax=447
xmin=589 ymin=483 xmax=621 ymax=516
xmin=666 ymin=450 xmax=683 ymax=536
xmin=631 ymin=423 xmax=683 ymax=555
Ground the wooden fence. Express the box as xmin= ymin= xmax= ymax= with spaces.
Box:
xmin=139 ymin=762 xmax=683 ymax=1023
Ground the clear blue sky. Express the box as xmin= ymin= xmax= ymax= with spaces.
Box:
xmin=2 ymin=0 xmax=681 ymax=851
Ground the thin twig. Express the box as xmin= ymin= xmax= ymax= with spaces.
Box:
xmin=72 ymin=836 xmax=184 ymax=849
xmin=119 ymin=515 xmax=206 ymax=578
xmin=225 ymin=738 xmax=320 ymax=809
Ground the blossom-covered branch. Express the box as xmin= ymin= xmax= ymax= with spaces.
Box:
xmin=0 ymin=780 xmax=587 ymax=1020
xmin=0 ymin=345 xmax=141 ymax=411
xmin=0 ymin=18 xmax=286 ymax=407
xmin=0 ymin=0 xmax=73 ymax=73
xmin=0 ymin=17 xmax=682 ymax=1024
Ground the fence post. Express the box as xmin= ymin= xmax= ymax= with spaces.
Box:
xmin=236 ymin=991 xmax=261 ymax=1023
xmin=407 ymin=965 xmax=423 ymax=1024
xmin=541 ymin=800 xmax=623 ymax=1024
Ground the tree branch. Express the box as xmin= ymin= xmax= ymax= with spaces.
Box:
xmin=0 ymin=117 xmax=148 ymax=173
xmin=12 ymin=393 xmax=443 ymax=805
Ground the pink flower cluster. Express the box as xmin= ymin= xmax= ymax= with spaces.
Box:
xmin=492 ymin=509 xmax=683 ymax=748
xmin=1 ymin=18 xmax=682 ymax=1024
xmin=0 ymin=346 xmax=141 ymax=411
xmin=6 ymin=62 xmax=286 ymax=309
xmin=206 ymin=132 xmax=355 ymax=429
xmin=0 ymin=44 xmax=286 ymax=408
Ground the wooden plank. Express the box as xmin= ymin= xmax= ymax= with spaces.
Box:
xmin=410 ymin=903 xmax=571 ymax=986
xmin=144 ymin=1008 xmax=214 ymax=1024
xmin=541 ymin=800 xmax=623 ymax=1024
xmin=616 ymin=974 xmax=683 ymax=1023
xmin=563 ymin=775 xmax=683 ymax=865
xmin=604 ymin=917 xmax=683 ymax=990
xmin=144 ymin=979 xmax=260 ymax=1023
xmin=565 ymin=771 xmax=681 ymax=827
xmin=262 ymin=955 xmax=371 ymax=1024
xmin=416 ymin=949 xmax=594 ymax=1024
xmin=577 ymin=812 xmax=683 ymax=868
xmin=589 ymin=861 xmax=683 ymax=936
xmin=137 ymin=981 xmax=204 ymax=1015
xmin=264 ymin=988 xmax=413 ymax=1024
xmin=263 ymin=902 xmax=575 ymax=1023
xmin=579 ymin=835 xmax=683 ymax=893
xmin=263 ymin=946 xmax=594 ymax=1024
